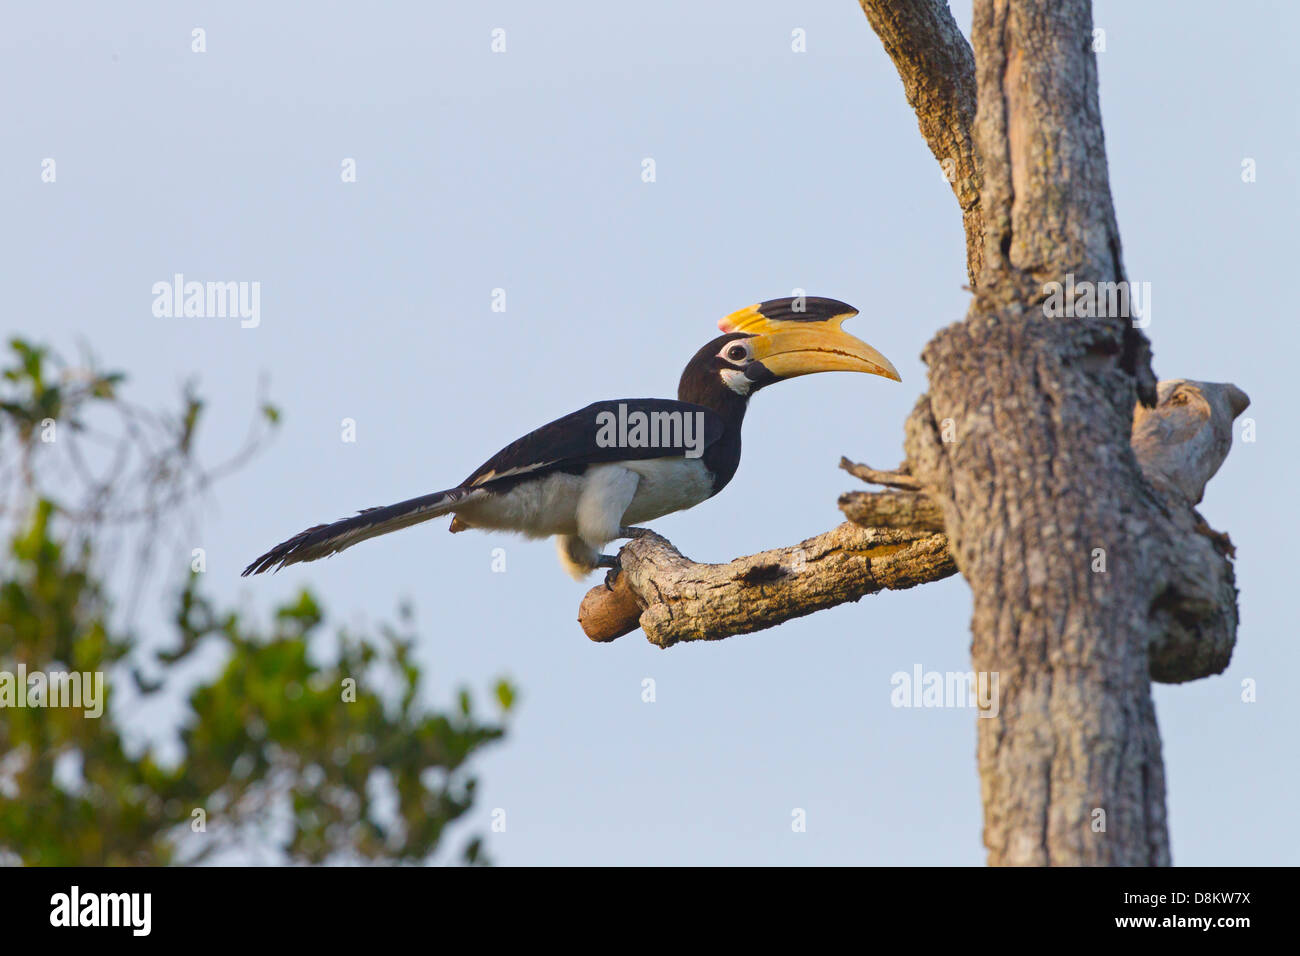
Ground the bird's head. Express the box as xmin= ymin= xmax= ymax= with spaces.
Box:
xmin=680 ymin=297 xmax=900 ymax=406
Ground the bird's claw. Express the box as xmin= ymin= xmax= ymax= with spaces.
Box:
xmin=602 ymin=565 xmax=622 ymax=592
xmin=596 ymin=553 xmax=621 ymax=590
xmin=619 ymin=526 xmax=652 ymax=539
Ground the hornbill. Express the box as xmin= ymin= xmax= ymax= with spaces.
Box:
xmin=243 ymin=297 xmax=899 ymax=580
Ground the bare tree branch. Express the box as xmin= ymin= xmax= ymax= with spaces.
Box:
xmin=838 ymin=488 xmax=945 ymax=532
xmin=857 ymin=0 xmax=983 ymax=281
xmin=838 ymin=456 xmax=921 ymax=490
xmin=578 ymin=523 xmax=955 ymax=647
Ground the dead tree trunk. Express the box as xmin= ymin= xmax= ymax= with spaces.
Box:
xmin=879 ymin=0 xmax=1234 ymax=865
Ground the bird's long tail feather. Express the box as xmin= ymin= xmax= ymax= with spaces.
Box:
xmin=242 ymin=487 xmax=480 ymax=575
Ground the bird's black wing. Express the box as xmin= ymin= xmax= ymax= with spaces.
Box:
xmin=460 ymin=398 xmax=726 ymax=491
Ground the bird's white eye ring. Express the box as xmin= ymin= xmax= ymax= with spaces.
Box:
xmin=724 ymin=343 xmax=749 ymax=363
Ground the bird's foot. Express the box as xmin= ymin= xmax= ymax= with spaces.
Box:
xmin=619 ymin=526 xmax=653 ymax=539
xmin=597 ymin=554 xmax=621 ymax=591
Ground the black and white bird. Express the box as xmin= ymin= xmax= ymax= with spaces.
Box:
xmin=243 ymin=297 xmax=899 ymax=580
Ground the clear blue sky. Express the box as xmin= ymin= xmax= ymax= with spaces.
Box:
xmin=3 ymin=0 xmax=1295 ymax=864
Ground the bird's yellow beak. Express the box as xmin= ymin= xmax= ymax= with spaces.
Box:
xmin=718 ymin=297 xmax=901 ymax=382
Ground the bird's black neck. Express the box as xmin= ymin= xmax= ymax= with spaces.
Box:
xmin=677 ymin=355 xmax=748 ymax=495
xmin=677 ymin=376 xmax=748 ymax=422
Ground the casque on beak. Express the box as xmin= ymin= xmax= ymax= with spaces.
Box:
xmin=718 ymin=298 xmax=901 ymax=382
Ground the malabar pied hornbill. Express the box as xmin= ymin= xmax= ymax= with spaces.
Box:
xmin=242 ymin=297 xmax=899 ymax=580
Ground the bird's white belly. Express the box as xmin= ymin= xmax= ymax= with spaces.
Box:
xmin=620 ymin=457 xmax=715 ymax=524
xmin=452 ymin=458 xmax=715 ymax=541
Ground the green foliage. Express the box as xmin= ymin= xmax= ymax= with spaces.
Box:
xmin=0 ymin=337 xmax=122 ymax=442
xmin=0 ymin=340 xmax=512 ymax=865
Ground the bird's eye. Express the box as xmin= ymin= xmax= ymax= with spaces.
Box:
xmin=726 ymin=344 xmax=749 ymax=363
